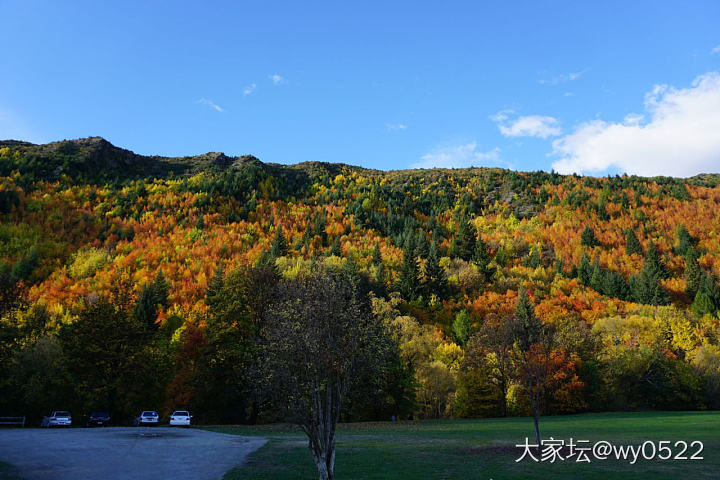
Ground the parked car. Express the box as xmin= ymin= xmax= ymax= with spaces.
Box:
xmin=41 ymin=411 xmax=72 ymax=428
xmin=169 ymin=411 xmax=192 ymax=427
xmin=85 ymin=411 xmax=111 ymax=427
xmin=133 ymin=411 xmax=159 ymax=426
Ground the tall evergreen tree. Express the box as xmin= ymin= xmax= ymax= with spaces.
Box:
xmin=675 ymin=225 xmax=696 ymax=257
xmin=270 ymin=225 xmax=288 ymax=257
xmin=577 ymin=253 xmax=592 ymax=285
xmin=415 ymin=231 xmax=430 ymax=259
xmin=589 ymin=259 xmax=604 ymax=293
xmin=152 ymin=270 xmax=169 ymax=308
xmin=514 ymin=286 xmax=537 ymax=333
xmin=625 ymin=229 xmax=643 ymax=256
xmin=630 ymin=249 xmax=670 ymax=306
xmin=691 ymin=290 xmax=715 ymax=317
xmin=684 ymin=249 xmax=703 ymax=299
xmin=580 ymin=226 xmax=599 ymax=247
xmin=602 ymin=270 xmax=630 ymax=300
xmin=398 ymin=242 xmax=420 ymax=300
xmin=371 ymin=241 xmax=382 ymax=264
xmin=697 ymin=273 xmax=720 ymax=313
xmin=473 ymin=236 xmax=493 ymax=278
xmin=452 ymin=216 xmax=476 ymax=261
xmin=205 ymin=263 xmax=225 ymax=309
xmin=645 ymin=241 xmax=669 ymax=279
xmin=424 ymin=240 xmax=447 ymax=298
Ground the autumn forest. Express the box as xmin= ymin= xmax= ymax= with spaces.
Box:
xmin=2 ymin=137 xmax=720 ymax=425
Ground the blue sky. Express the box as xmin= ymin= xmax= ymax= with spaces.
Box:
xmin=2 ymin=0 xmax=720 ymax=175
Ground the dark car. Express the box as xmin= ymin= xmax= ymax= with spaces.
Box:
xmin=85 ymin=411 xmax=110 ymax=427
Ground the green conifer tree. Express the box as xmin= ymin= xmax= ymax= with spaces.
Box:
xmin=580 ymin=226 xmax=599 ymax=247
xmin=625 ymin=229 xmax=643 ymax=256
xmin=270 ymin=225 xmax=288 ymax=257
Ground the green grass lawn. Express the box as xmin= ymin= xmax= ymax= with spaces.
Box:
xmin=210 ymin=411 xmax=720 ymax=480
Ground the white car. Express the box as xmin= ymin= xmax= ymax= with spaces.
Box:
xmin=41 ymin=411 xmax=72 ymax=427
xmin=134 ymin=411 xmax=159 ymax=426
xmin=169 ymin=411 xmax=192 ymax=426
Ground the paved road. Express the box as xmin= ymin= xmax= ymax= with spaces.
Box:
xmin=0 ymin=427 xmax=266 ymax=480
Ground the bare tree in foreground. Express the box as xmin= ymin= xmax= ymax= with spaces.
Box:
xmin=260 ymin=271 xmax=391 ymax=480
xmin=510 ymin=287 xmax=556 ymax=446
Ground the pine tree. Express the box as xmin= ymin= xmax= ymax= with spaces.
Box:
xmin=684 ymin=249 xmax=703 ymax=299
xmin=133 ymin=277 xmax=167 ymax=332
xmin=514 ymin=287 xmax=543 ymax=347
xmin=630 ymin=251 xmax=670 ymax=306
xmin=698 ymin=273 xmax=720 ymax=311
xmin=270 ymin=225 xmax=288 ymax=257
xmin=580 ymin=226 xmax=599 ymax=247
xmin=675 ymin=225 xmax=696 ymax=257
xmin=473 ymin=236 xmax=493 ymax=278
xmin=578 ymin=253 xmax=592 ymax=285
xmin=371 ymin=242 xmax=382 ymax=264
xmin=691 ymin=290 xmax=714 ymax=317
xmin=645 ymin=241 xmax=669 ymax=279
xmin=425 ymin=240 xmax=447 ymax=297
xmin=398 ymin=243 xmax=420 ymax=300
xmin=602 ymin=270 xmax=630 ymax=300
xmin=625 ymin=229 xmax=643 ymax=256
xmin=415 ymin=232 xmax=430 ymax=259
xmin=453 ymin=216 xmax=476 ymax=261
xmin=589 ymin=259 xmax=604 ymax=293
xmin=374 ymin=262 xmax=387 ymax=293
xmin=515 ymin=287 xmax=535 ymax=327
xmin=206 ymin=263 xmax=225 ymax=310
xmin=152 ymin=270 xmax=169 ymax=307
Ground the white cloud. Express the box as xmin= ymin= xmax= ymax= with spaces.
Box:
xmin=712 ymin=45 xmax=720 ymax=54
xmin=269 ymin=74 xmax=285 ymax=85
xmin=243 ymin=83 xmax=256 ymax=96
xmin=413 ymin=143 xmax=501 ymax=169
xmin=386 ymin=123 xmax=407 ymax=131
xmin=539 ymin=69 xmax=588 ymax=85
xmin=493 ymin=112 xmax=562 ymax=139
xmin=197 ymin=98 xmax=224 ymax=112
xmin=551 ymin=72 xmax=720 ymax=176
xmin=490 ymin=109 xmax=513 ymax=124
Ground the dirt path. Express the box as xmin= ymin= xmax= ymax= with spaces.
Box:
xmin=0 ymin=427 xmax=266 ymax=480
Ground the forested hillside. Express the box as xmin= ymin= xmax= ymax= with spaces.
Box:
xmin=2 ymin=137 xmax=720 ymax=424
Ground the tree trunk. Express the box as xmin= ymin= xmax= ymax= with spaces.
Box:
xmin=500 ymin=377 xmax=508 ymax=417
xmin=314 ymin=456 xmax=330 ymax=480
xmin=311 ymin=448 xmax=335 ymax=480
xmin=531 ymin=389 xmax=541 ymax=446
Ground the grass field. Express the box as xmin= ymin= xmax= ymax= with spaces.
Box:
xmin=209 ymin=411 xmax=720 ymax=480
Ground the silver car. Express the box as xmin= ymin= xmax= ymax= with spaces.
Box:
xmin=133 ymin=411 xmax=159 ymax=426
xmin=41 ymin=411 xmax=72 ymax=427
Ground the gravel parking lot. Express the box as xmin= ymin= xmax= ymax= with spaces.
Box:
xmin=0 ymin=427 xmax=266 ymax=480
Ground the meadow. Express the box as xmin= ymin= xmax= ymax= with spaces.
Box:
xmin=210 ymin=411 xmax=720 ymax=480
